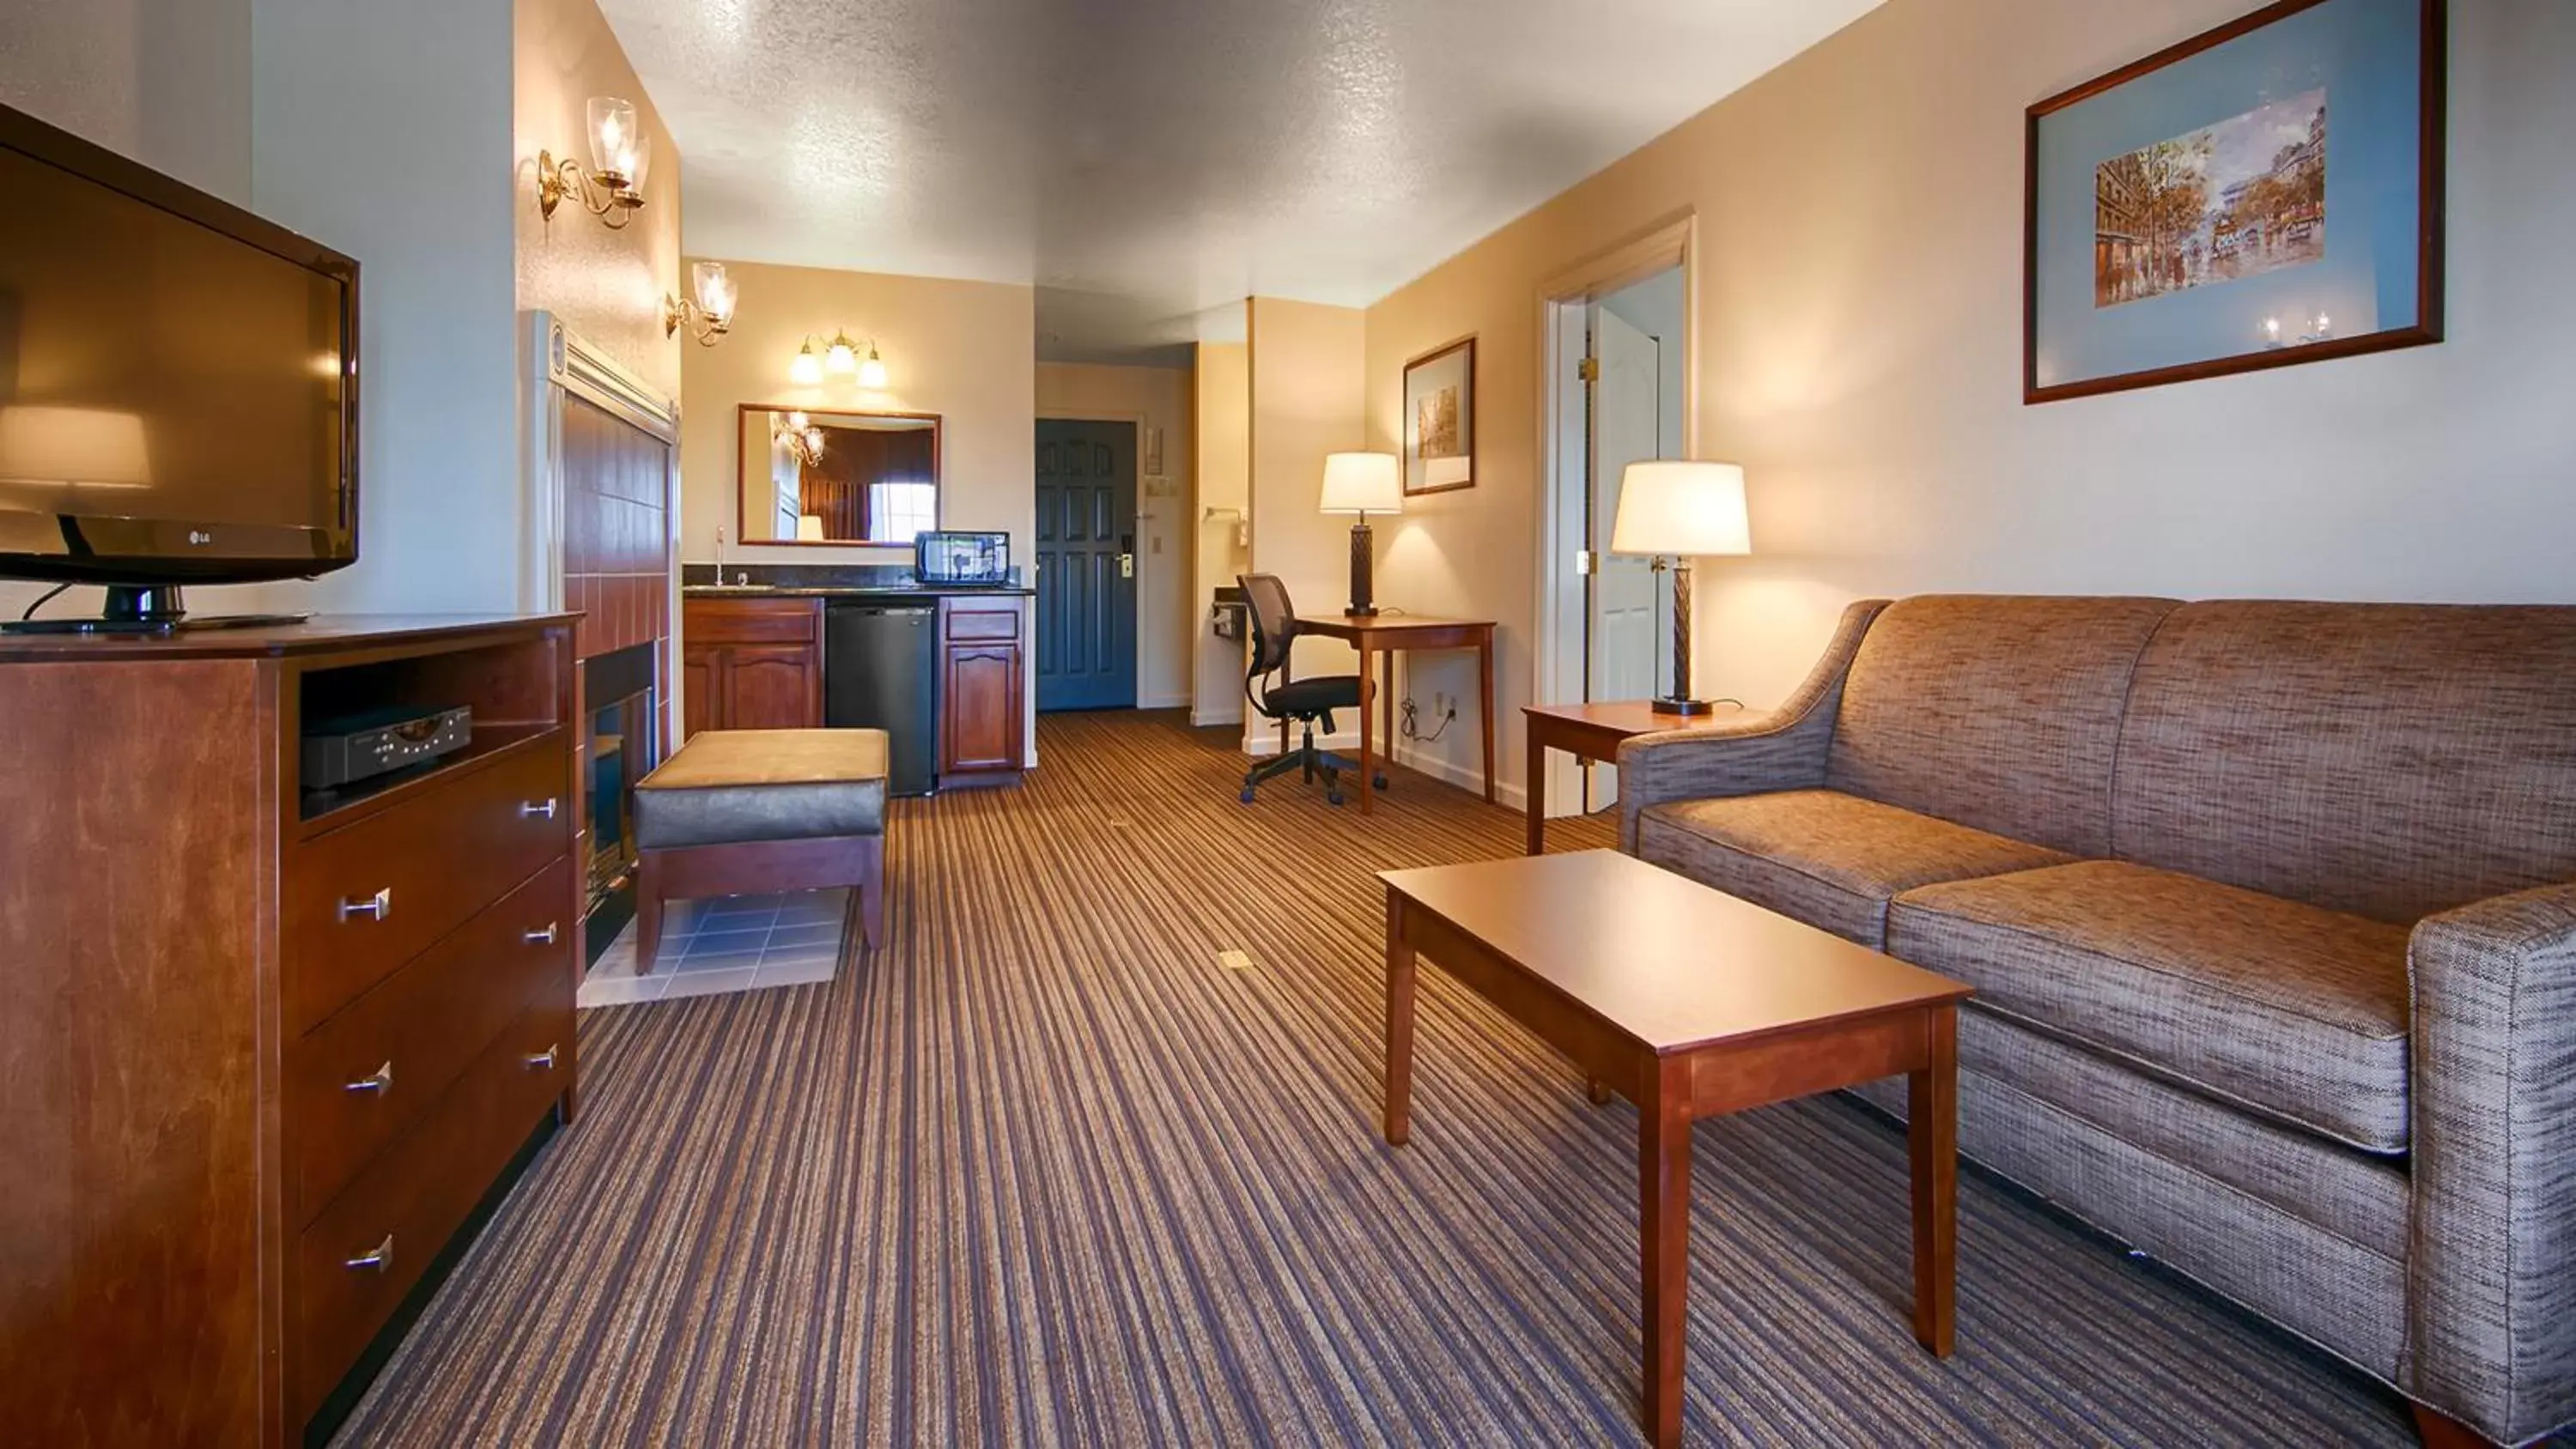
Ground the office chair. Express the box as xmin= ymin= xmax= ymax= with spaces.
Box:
xmin=1237 ymin=573 xmax=1387 ymax=806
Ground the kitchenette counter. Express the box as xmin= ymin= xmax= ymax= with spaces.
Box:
xmin=682 ymin=584 xmax=1035 ymax=600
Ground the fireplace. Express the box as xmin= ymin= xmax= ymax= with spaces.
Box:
xmin=582 ymin=640 xmax=660 ymax=966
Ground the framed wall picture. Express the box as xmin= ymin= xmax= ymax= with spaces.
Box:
xmin=2025 ymin=0 xmax=2445 ymax=404
xmin=1402 ymin=336 xmax=1476 ymax=494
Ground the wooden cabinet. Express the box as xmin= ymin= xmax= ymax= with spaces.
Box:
xmin=940 ymin=596 xmax=1025 ymax=784
xmin=0 ymin=615 xmax=580 ymax=1447
xmin=681 ymin=596 xmax=823 ymax=737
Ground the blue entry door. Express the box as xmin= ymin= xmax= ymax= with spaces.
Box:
xmin=1034 ymin=420 xmax=1139 ymax=712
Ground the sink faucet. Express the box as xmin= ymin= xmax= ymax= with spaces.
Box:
xmin=714 ymin=523 xmax=727 ymax=581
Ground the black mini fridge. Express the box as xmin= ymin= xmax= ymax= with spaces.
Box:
xmin=823 ymin=603 xmax=939 ymax=795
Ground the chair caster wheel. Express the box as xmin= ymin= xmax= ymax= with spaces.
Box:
xmin=1239 ymin=789 xmax=1255 ymax=804
xmin=1373 ymin=773 xmax=1389 ymax=791
xmin=1327 ymin=791 xmax=1346 ymax=806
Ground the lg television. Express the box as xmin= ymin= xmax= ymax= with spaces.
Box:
xmin=0 ymin=101 xmax=358 ymax=632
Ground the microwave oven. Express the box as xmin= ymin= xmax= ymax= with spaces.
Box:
xmin=914 ymin=530 xmax=1011 ymax=586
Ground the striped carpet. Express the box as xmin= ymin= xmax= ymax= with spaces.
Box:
xmin=336 ymin=710 xmax=2415 ymax=1446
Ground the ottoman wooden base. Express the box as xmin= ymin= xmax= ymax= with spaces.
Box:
xmin=635 ymin=834 xmax=884 ymax=973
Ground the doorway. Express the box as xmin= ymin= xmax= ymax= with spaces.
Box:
xmin=1537 ymin=220 xmax=1694 ymax=817
xmin=1034 ymin=418 xmax=1139 ymax=712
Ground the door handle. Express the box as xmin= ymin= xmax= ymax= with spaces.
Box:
xmin=520 ymin=797 xmax=559 ymax=820
xmin=1120 ymin=554 xmax=1135 ymax=579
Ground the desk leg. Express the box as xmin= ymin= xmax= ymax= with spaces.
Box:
xmin=1381 ymin=650 xmax=1397 ymax=785
xmin=1640 ymin=1058 xmax=1691 ymax=1449
xmin=1479 ymin=631 xmax=1498 ymax=803
xmin=1910 ymin=1003 xmax=1959 ymax=1358
xmin=1382 ymin=892 xmax=1416 ymax=1145
xmin=1526 ymin=725 xmax=1546 ymax=855
xmin=1357 ymin=637 xmax=1376 ymax=814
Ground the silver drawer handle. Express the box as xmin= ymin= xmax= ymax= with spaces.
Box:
xmin=344 ymin=1234 xmax=393 ymax=1272
xmin=519 ymin=797 xmax=559 ymax=820
xmin=524 ymin=922 xmax=560 ymax=946
xmin=343 ymin=1060 xmax=393 ymax=1094
xmin=337 ymin=887 xmax=392 ymax=923
xmin=524 ymin=1043 xmax=560 ymax=1072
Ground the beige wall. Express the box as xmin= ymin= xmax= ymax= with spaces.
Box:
xmin=677 ymin=260 xmax=1036 ymax=569
xmin=514 ymin=0 xmax=683 ymax=401
xmin=1036 ymin=361 xmax=1194 ymax=708
xmin=1192 ymin=342 xmax=1250 ymax=724
xmin=1245 ymin=297 xmax=1367 ymax=750
xmin=1366 ymin=0 xmax=2576 ymax=806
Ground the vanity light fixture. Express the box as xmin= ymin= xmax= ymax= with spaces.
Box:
xmin=788 ymin=330 xmax=890 ymax=388
xmin=664 ymin=261 xmax=737 ymax=347
xmin=538 ymin=97 xmax=649 ymax=229
xmin=789 ymin=339 xmax=825 ymax=386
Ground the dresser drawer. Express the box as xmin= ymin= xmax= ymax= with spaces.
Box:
xmin=287 ymin=736 xmax=571 ymax=1034
xmin=288 ymin=855 xmax=573 ymax=1225
xmin=295 ymin=985 xmax=573 ymax=1411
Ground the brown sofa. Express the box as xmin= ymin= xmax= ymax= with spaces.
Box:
xmin=1616 ymin=596 xmax=2576 ymax=1446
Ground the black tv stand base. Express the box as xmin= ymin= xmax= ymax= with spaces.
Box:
xmin=2 ymin=584 xmax=313 ymax=636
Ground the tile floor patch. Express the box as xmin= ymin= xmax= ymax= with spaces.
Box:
xmin=578 ymin=888 xmax=851 ymax=1009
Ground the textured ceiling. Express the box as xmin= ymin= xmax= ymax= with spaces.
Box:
xmin=599 ymin=0 xmax=1881 ymax=361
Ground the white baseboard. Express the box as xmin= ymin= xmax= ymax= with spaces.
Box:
xmin=1244 ymin=727 xmax=1361 ymax=759
xmin=1192 ymin=705 xmax=1244 ymax=729
xmin=1390 ymin=744 xmax=1529 ymax=813
xmin=1137 ymin=692 xmax=1190 ymax=710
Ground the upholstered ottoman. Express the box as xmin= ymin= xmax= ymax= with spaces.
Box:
xmin=632 ymin=728 xmax=888 ymax=971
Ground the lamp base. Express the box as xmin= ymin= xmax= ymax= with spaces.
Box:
xmin=1650 ymin=695 xmax=1722 ymax=717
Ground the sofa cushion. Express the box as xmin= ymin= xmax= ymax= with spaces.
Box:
xmin=1824 ymin=595 xmax=2179 ymax=858
xmin=1635 ymin=789 xmax=2074 ymax=948
xmin=635 ymin=728 xmax=890 ymax=850
xmin=2111 ymin=600 xmax=2576 ymax=924
xmin=1889 ymin=860 xmax=2411 ymax=1153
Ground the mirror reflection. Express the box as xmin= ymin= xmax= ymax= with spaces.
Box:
xmin=736 ymin=406 xmax=940 ymax=545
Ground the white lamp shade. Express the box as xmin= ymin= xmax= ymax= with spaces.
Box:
xmin=691 ymin=261 xmax=736 ymax=325
xmin=0 ymin=406 xmax=151 ymax=487
xmin=1319 ymin=452 xmax=1402 ymax=514
xmin=796 ymin=514 xmax=826 ymax=542
xmin=586 ymin=97 xmax=645 ymax=185
xmin=1611 ymin=460 xmax=1750 ymax=557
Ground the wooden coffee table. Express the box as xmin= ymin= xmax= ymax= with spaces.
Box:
xmin=1378 ymin=850 xmax=1971 ymax=1448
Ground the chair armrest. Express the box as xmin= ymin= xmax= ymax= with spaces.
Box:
xmin=2404 ymin=878 xmax=2576 ymax=1443
xmin=1614 ymin=599 xmax=1888 ymax=852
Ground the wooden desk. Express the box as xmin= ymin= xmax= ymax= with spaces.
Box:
xmin=1522 ymin=700 xmax=1743 ymax=853
xmin=1294 ymin=613 xmax=1497 ymax=814
xmin=1379 ymin=851 xmax=1969 ymax=1448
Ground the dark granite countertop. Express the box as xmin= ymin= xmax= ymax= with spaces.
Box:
xmin=681 ymin=584 xmax=1034 ymax=599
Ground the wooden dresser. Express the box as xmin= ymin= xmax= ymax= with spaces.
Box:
xmin=0 ymin=615 xmax=582 ymax=1446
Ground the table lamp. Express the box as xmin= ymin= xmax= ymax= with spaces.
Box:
xmin=1319 ymin=451 xmax=1402 ymax=615
xmin=1610 ymin=460 xmax=1751 ymax=715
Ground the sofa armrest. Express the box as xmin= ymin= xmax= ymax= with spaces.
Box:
xmin=2404 ymin=878 xmax=2576 ymax=1443
xmin=1615 ymin=599 xmax=1888 ymax=852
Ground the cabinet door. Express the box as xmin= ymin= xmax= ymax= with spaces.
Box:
xmin=726 ymin=644 xmax=822 ymax=731
xmin=681 ymin=644 xmax=722 ymax=739
xmin=942 ymin=644 xmax=1023 ymax=773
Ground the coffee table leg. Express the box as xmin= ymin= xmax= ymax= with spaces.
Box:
xmin=1639 ymin=1059 xmax=1691 ymax=1448
xmin=1383 ymin=891 xmax=1417 ymax=1147
xmin=1909 ymin=1003 xmax=1959 ymax=1358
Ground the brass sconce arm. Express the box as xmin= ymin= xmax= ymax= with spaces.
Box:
xmin=537 ymin=150 xmax=643 ymax=230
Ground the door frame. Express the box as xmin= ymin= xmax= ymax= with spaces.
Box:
xmin=1032 ymin=415 xmax=1144 ymax=712
xmin=1531 ymin=211 xmax=1699 ymax=818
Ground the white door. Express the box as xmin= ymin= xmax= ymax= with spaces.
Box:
xmin=1585 ymin=305 xmax=1666 ymax=809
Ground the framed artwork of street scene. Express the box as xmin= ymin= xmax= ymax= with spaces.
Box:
xmin=2024 ymin=0 xmax=2445 ymax=403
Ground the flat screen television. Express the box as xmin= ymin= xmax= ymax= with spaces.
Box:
xmin=0 ymin=101 xmax=358 ymax=632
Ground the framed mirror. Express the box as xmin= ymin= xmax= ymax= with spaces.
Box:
xmin=735 ymin=404 xmax=941 ymax=546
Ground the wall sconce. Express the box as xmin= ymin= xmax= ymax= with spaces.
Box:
xmin=665 ymin=261 xmax=736 ymax=347
xmin=774 ymin=410 xmax=826 ymax=466
xmin=538 ymin=97 xmax=649 ymax=229
xmin=787 ymin=329 xmax=889 ymax=388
